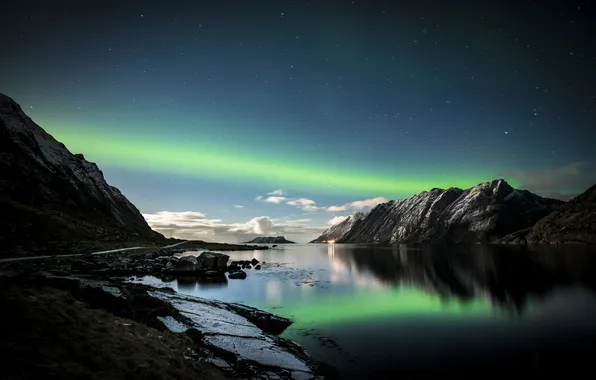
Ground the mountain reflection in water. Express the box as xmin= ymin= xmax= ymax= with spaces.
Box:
xmin=136 ymin=244 xmax=596 ymax=377
xmin=326 ymin=244 xmax=596 ymax=313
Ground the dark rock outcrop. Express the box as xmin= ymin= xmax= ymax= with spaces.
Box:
xmin=0 ymin=92 xmax=167 ymax=257
xmin=244 ymin=236 xmax=295 ymax=244
xmin=498 ymin=184 xmax=596 ymax=245
xmin=228 ymin=270 xmax=247 ymax=279
xmin=162 ymin=252 xmax=230 ymax=274
xmin=314 ymin=179 xmax=563 ymax=244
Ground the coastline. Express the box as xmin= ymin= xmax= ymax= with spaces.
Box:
xmin=0 ymin=243 xmax=335 ymax=380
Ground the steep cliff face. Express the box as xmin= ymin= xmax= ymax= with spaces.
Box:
xmin=0 ymin=93 xmax=165 ymax=256
xmin=309 ymin=212 xmax=367 ymax=243
xmin=320 ymin=179 xmax=563 ymax=244
xmin=498 ymin=184 xmax=596 ymax=245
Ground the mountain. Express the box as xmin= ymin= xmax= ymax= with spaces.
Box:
xmin=314 ymin=179 xmax=563 ymax=244
xmin=497 ymin=184 xmax=596 ymax=245
xmin=243 ymin=236 xmax=295 ymax=244
xmin=309 ymin=212 xmax=367 ymax=243
xmin=0 ymin=93 xmax=168 ymax=257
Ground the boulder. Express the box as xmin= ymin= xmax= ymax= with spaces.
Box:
xmin=165 ymin=256 xmax=199 ymax=273
xmin=251 ymin=258 xmax=259 ymax=265
xmin=198 ymin=251 xmax=230 ymax=270
xmin=226 ymin=264 xmax=241 ymax=272
xmin=254 ymin=265 xmax=261 ymax=270
xmin=228 ymin=270 xmax=247 ymax=279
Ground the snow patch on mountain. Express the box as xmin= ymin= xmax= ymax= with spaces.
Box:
xmin=315 ymin=179 xmax=563 ymax=244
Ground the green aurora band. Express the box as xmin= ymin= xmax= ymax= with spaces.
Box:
xmin=46 ymin=124 xmax=515 ymax=197
xmin=258 ymin=288 xmax=493 ymax=329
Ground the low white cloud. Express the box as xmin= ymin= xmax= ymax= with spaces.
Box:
xmin=257 ymin=191 xmax=388 ymax=213
xmin=143 ymin=211 xmax=325 ymax=243
xmin=328 ymin=215 xmax=349 ymax=225
xmin=325 ymin=197 xmax=389 ymax=212
xmin=502 ymin=162 xmax=596 ymax=200
xmin=258 ymin=193 xmax=321 ymax=211
xmin=233 ymin=205 xmax=244 ymax=208
xmin=286 ymin=197 xmax=321 ymax=211
xmin=255 ymin=195 xmax=263 ymax=201
xmin=263 ymin=196 xmax=291 ymax=204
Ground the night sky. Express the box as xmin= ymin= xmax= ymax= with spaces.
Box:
xmin=2 ymin=0 xmax=595 ymax=242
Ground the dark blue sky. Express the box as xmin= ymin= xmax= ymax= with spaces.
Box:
xmin=1 ymin=0 xmax=595 ymax=242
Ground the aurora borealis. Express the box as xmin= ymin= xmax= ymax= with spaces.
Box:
xmin=2 ymin=0 xmax=595 ymax=242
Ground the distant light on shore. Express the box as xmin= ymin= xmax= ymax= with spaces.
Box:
xmin=327 ymin=240 xmax=335 ymax=244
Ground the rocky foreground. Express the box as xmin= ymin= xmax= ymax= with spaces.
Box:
xmin=0 ymin=244 xmax=335 ymax=379
xmin=0 ymin=271 xmax=334 ymax=380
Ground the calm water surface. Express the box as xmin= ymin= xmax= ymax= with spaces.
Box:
xmin=138 ymin=244 xmax=596 ymax=377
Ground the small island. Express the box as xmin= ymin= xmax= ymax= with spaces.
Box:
xmin=244 ymin=236 xmax=296 ymax=244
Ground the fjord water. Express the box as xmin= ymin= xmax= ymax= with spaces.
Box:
xmin=140 ymin=244 xmax=596 ymax=377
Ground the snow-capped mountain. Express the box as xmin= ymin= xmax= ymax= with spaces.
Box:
xmin=309 ymin=211 xmax=368 ymax=243
xmin=498 ymin=183 xmax=596 ymax=245
xmin=314 ymin=179 xmax=563 ymax=244
xmin=0 ymin=92 xmax=165 ymax=255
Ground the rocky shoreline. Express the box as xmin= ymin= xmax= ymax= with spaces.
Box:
xmin=0 ymin=240 xmax=269 ymax=279
xmin=0 ymin=268 xmax=335 ymax=379
xmin=0 ymin=242 xmax=335 ymax=379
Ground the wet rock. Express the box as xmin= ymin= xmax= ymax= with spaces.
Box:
xmin=226 ymin=263 xmax=241 ymax=272
xmin=228 ymin=270 xmax=247 ymax=279
xmin=149 ymin=291 xmax=327 ymax=378
xmin=251 ymin=258 xmax=259 ymax=265
xmin=200 ymin=270 xmax=227 ymax=283
xmin=198 ymin=251 xmax=229 ymax=270
xmin=255 ymin=265 xmax=261 ymax=270
xmin=165 ymin=256 xmax=199 ymax=273
xmin=243 ymin=264 xmax=252 ymax=269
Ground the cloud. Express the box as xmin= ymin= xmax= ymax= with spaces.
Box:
xmin=143 ymin=211 xmax=325 ymax=243
xmin=263 ymin=196 xmax=291 ymax=204
xmin=325 ymin=197 xmax=389 ymax=212
xmin=258 ymin=194 xmax=321 ymax=211
xmin=328 ymin=215 xmax=349 ymax=225
xmin=502 ymin=162 xmax=596 ymax=200
xmin=233 ymin=205 xmax=244 ymax=208
xmin=286 ymin=197 xmax=321 ymax=211
xmin=257 ymin=190 xmax=387 ymax=213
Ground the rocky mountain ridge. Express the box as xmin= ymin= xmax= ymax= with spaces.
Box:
xmin=309 ymin=212 xmax=367 ymax=243
xmin=0 ymin=92 xmax=168 ymax=256
xmin=314 ymin=179 xmax=564 ymax=244
xmin=497 ymin=184 xmax=596 ymax=245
